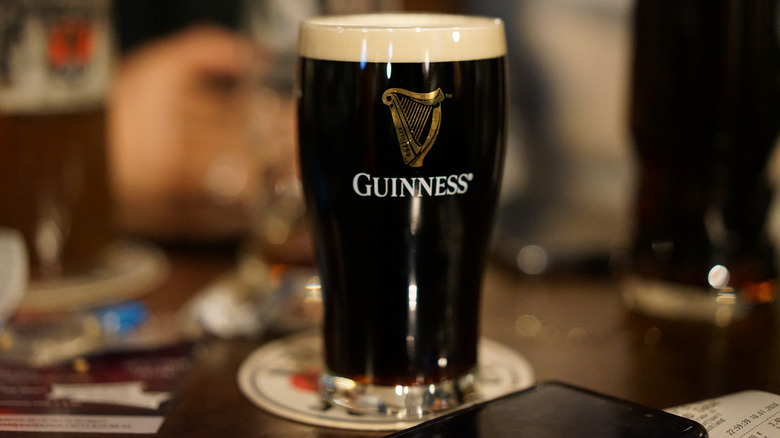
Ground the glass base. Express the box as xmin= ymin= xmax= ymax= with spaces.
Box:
xmin=620 ymin=275 xmax=768 ymax=327
xmin=320 ymin=369 xmax=478 ymax=419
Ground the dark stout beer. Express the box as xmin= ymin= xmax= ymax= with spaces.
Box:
xmin=300 ymin=58 xmax=505 ymax=386
xmin=297 ymin=14 xmax=506 ymax=411
xmin=624 ymin=0 xmax=780 ymax=318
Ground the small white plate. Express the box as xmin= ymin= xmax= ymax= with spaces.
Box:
xmin=19 ymin=240 xmax=170 ymax=313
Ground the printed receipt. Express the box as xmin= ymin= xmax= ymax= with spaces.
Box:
xmin=667 ymin=390 xmax=780 ymax=438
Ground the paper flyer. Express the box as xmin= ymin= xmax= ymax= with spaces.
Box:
xmin=0 ymin=346 xmax=191 ymax=434
xmin=668 ymin=390 xmax=780 ymax=438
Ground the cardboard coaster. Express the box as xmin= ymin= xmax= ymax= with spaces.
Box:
xmin=237 ymin=333 xmax=534 ymax=431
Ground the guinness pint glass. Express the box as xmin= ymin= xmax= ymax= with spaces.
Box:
xmin=297 ymin=14 xmax=507 ymax=416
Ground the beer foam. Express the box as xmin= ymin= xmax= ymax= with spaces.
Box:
xmin=299 ymin=13 xmax=506 ymax=63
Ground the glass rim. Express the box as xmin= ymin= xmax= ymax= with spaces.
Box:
xmin=300 ymin=13 xmax=504 ymax=31
xmin=298 ymin=13 xmax=506 ymax=62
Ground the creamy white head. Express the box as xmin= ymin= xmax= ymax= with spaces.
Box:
xmin=298 ymin=13 xmax=506 ymax=63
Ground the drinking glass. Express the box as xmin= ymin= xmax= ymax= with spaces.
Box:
xmin=0 ymin=0 xmax=113 ymax=280
xmin=621 ymin=0 xmax=780 ymax=326
xmin=297 ymin=13 xmax=507 ymax=417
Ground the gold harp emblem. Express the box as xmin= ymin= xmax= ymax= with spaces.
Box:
xmin=382 ymin=87 xmax=446 ymax=167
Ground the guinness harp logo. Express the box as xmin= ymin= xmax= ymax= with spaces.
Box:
xmin=382 ymin=88 xmax=446 ymax=167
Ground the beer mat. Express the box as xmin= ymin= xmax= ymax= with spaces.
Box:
xmin=0 ymin=345 xmax=192 ymax=434
xmin=19 ymin=240 xmax=170 ymax=313
xmin=237 ymin=333 xmax=535 ymax=431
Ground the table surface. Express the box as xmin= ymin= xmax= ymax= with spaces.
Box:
xmin=6 ymin=245 xmax=780 ymax=437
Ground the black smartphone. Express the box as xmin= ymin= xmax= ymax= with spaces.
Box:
xmin=385 ymin=381 xmax=708 ymax=438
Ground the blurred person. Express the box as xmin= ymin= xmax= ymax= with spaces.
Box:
xmin=108 ymin=0 xmax=390 ymax=244
xmin=109 ymin=24 xmax=259 ymax=242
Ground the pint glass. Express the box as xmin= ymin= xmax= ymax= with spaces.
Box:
xmin=0 ymin=0 xmax=113 ymax=279
xmin=297 ymin=14 xmax=507 ymax=416
xmin=622 ymin=0 xmax=780 ymax=325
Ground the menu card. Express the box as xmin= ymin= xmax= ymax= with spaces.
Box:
xmin=668 ymin=390 xmax=780 ymax=438
xmin=0 ymin=346 xmax=191 ymax=434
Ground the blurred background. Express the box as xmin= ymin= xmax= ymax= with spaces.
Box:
xmin=109 ymin=0 xmax=638 ymax=274
xmin=1 ymin=0 xmax=779 ymax=428
xmin=3 ymin=0 xmax=777 ymax=332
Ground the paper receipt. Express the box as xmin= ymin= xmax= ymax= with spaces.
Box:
xmin=667 ymin=390 xmax=780 ymax=438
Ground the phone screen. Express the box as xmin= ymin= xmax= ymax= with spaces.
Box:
xmin=386 ymin=381 xmax=708 ymax=438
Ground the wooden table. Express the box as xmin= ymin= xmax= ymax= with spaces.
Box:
xmin=7 ymin=245 xmax=780 ymax=437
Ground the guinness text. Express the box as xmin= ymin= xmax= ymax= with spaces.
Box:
xmin=352 ymin=172 xmax=474 ymax=197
